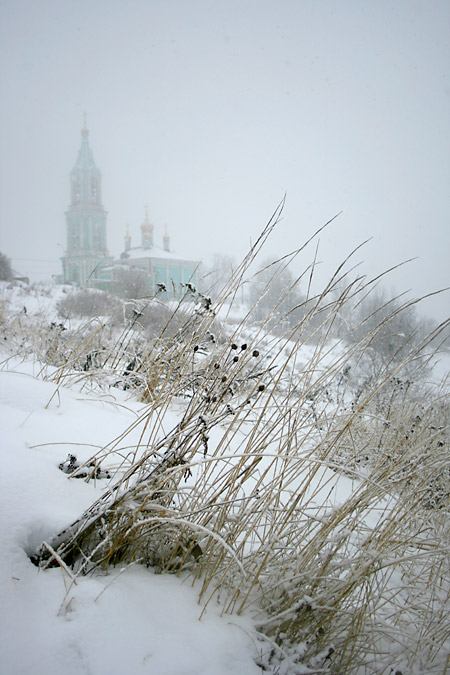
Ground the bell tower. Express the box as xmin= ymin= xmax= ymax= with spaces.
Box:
xmin=61 ymin=115 xmax=112 ymax=286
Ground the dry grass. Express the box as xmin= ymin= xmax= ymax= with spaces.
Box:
xmin=8 ymin=206 xmax=449 ymax=673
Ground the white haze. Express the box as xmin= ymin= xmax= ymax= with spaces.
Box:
xmin=0 ymin=0 xmax=449 ymax=320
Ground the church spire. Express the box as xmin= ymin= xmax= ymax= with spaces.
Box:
xmin=70 ymin=116 xmax=101 ymax=206
xmin=82 ymin=111 xmax=88 ymax=137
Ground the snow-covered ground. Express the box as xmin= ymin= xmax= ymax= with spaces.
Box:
xmin=1 ymin=281 xmax=449 ymax=674
xmin=0 ymin=355 xmax=262 ymax=675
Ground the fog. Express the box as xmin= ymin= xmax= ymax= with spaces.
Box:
xmin=0 ymin=0 xmax=449 ymax=320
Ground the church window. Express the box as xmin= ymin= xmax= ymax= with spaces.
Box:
xmin=91 ymin=177 xmax=98 ymax=203
xmin=72 ymin=224 xmax=80 ymax=249
xmin=72 ymin=176 xmax=81 ymax=204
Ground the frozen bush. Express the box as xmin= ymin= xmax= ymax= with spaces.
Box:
xmin=57 ymin=287 xmax=122 ymax=319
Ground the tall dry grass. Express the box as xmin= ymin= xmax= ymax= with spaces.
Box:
xmin=17 ymin=206 xmax=450 ymax=673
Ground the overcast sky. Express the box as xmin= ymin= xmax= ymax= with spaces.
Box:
xmin=0 ymin=0 xmax=449 ymax=320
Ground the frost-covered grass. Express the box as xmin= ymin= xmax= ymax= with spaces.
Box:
xmin=1 ymin=213 xmax=449 ymax=674
xmin=0 ymin=358 xmax=261 ymax=675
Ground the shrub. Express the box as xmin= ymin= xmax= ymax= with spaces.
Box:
xmin=57 ymin=287 xmax=122 ymax=319
xmin=116 ymin=266 xmax=151 ymax=299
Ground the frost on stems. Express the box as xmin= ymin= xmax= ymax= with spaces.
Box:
xmin=20 ymin=202 xmax=450 ymax=674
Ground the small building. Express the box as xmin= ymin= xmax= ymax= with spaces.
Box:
xmin=61 ymin=120 xmax=198 ymax=298
xmin=115 ymin=208 xmax=198 ymax=298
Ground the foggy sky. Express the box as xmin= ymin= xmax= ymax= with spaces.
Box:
xmin=0 ymin=0 xmax=449 ymax=320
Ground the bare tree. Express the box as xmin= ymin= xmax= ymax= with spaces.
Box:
xmin=198 ymin=253 xmax=236 ymax=301
xmin=117 ymin=266 xmax=150 ymax=299
xmin=247 ymin=258 xmax=305 ymax=328
xmin=0 ymin=252 xmax=13 ymax=281
xmin=348 ymin=289 xmax=429 ymax=375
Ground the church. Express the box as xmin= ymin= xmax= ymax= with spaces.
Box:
xmin=61 ymin=119 xmax=199 ymax=298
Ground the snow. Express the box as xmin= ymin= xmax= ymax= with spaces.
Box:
xmin=1 ymin=280 xmax=67 ymax=319
xmin=123 ymin=244 xmax=197 ymax=263
xmin=0 ymin=356 xmax=261 ymax=675
xmin=1 ymin=280 xmax=449 ymax=673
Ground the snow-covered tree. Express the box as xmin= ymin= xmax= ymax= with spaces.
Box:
xmin=117 ymin=266 xmax=150 ymax=299
xmin=348 ymin=289 xmax=429 ymax=375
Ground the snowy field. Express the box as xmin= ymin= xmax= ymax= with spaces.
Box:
xmin=1 ymin=281 xmax=449 ymax=674
xmin=0 ymin=283 xmax=265 ymax=674
xmin=0 ymin=355 xmax=263 ymax=675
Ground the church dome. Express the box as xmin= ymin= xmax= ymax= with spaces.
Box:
xmin=141 ymin=206 xmax=154 ymax=233
xmin=140 ymin=206 xmax=154 ymax=248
